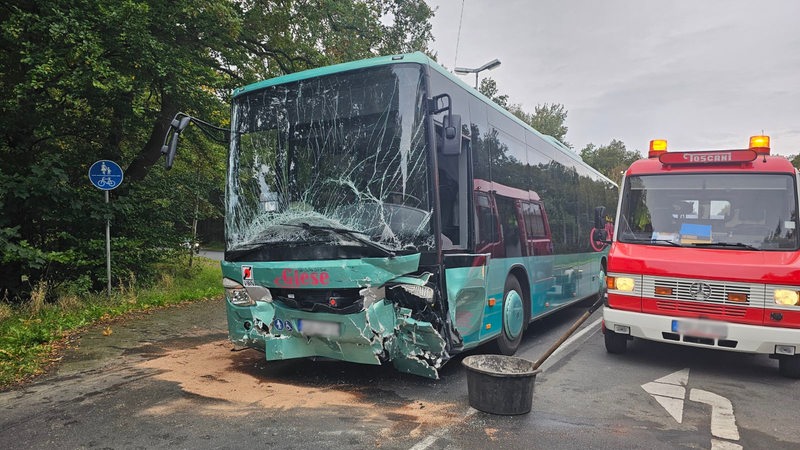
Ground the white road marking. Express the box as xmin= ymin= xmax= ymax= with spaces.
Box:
xmin=644 ymin=370 xmax=742 ymax=447
xmin=641 ymin=381 xmax=686 ymax=399
xmin=409 ymin=408 xmax=476 ymax=450
xmin=690 ymin=389 xmax=740 ymax=441
xmin=711 ymin=438 xmax=743 ymax=450
xmin=541 ymin=318 xmax=602 ymax=366
xmin=408 ymin=434 xmax=439 ymax=450
xmin=641 ymin=369 xmax=689 ymax=423
xmin=655 ymin=368 xmax=689 ymax=386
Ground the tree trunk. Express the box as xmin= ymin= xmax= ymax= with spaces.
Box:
xmin=124 ymin=94 xmax=177 ymax=183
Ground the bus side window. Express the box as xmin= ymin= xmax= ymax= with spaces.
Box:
xmin=475 ymin=192 xmax=498 ymax=246
xmin=496 ymin=195 xmax=522 ymax=258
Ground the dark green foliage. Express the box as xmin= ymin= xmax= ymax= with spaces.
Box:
xmin=478 ymin=77 xmax=570 ymax=146
xmin=510 ymin=103 xmax=570 ymax=146
xmin=579 ymin=140 xmax=642 ymax=185
xmin=0 ymin=0 xmax=434 ymax=302
xmin=478 ymin=78 xmax=509 ymax=108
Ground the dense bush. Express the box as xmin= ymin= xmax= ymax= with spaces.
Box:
xmin=0 ymin=0 xmax=433 ymax=303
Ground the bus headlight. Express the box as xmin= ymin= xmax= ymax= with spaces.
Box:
xmin=388 ymin=283 xmax=435 ymax=306
xmin=223 ymin=277 xmax=255 ymax=306
xmin=607 ymin=276 xmax=635 ymax=292
xmin=397 ymin=284 xmax=434 ymax=301
xmin=774 ymin=289 xmax=800 ymax=306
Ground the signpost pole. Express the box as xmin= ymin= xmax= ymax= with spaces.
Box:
xmin=89 ymin=160 xmax=122 ymax=299
xmin=105 ymin=190 xmax=111 ymax=298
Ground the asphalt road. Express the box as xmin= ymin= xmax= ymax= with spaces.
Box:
xmin=2 ymin=286 xmax=798 ymax=449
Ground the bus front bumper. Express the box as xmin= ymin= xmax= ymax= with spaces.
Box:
xmin=226 ymin=299 xmax=448 ymax=378
xmin=603 ymin=307 xmax=800 ymax=355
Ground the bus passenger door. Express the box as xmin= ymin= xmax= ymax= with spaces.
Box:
xmin=495 ymin=195 xmax=523 ymax=258
xmin=526 ymin=201 xmax=555 ymax=315
xmin=521 ymin=201 xmax=552 ymax=257
xmin=444 ymin=254 xmax=490 ymax=347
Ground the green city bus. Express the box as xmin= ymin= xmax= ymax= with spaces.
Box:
xmin=164 ymin=52 xmax=617 ymax=378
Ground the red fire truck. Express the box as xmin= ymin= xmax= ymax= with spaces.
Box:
xmin=601 ymin=136 xmax=800 ymax=377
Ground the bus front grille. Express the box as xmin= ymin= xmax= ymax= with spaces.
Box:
xmin=272 ymin=288 xmax=363 ymax=314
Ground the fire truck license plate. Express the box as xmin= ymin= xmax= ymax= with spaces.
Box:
xmin=671 ymin=319 xmax=728 ymax=339
xmin=298 ymin=319 xmax=341 ymax=337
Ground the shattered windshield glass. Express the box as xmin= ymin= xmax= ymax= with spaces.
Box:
xmin=618 ymin=173 xmax=799 ymax=250
xmin=226 ymin=64 xmax=431 ymax=257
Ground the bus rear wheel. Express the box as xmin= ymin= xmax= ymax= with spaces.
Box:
xmin=779 ymin=355 xmax=800 ymax=378
xmin=495 ymin=276 xmax=526 ymax=356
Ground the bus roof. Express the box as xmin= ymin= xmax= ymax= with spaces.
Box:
xmin=232 ymin=53 xmax=434 ymax=97
xmin=233 ymin=52 xmax=614 ymax=186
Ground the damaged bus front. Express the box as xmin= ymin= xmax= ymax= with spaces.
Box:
xmin=162 ymin=52 xmax=616 ymax=379
xmin=221 ymin=58 xmax=452 ymax=378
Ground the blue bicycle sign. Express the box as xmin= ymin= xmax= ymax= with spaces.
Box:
xmin=88 ymin=160 xmax=123 ymax=191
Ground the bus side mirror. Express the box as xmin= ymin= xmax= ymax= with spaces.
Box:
xmin=594 ymin=206 xmax=607 ymax=230
xmin=161 ymin=115 xmax=191 ymax=170
xmin=163 ymin=132 xmax=180 ymax=169
xmin=441 ymin=114 xmax=462 ymax=156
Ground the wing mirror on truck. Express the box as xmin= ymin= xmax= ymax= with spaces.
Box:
xmin=593 ymin=206 xmax=612 ymax=244
xmin=594 ymin=206 xmax=607 ymax=231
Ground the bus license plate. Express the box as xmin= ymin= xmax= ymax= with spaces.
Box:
xmin=671 ymin=319 xmax=727 ymax=339
xmin=298 ymin=319 xmax=341 ymax=337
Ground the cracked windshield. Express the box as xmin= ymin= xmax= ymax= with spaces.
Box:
xmin=226 ymin=65 xmax=430 ymax=259
xmin=618 ymin=173 xmax=799 ymax=250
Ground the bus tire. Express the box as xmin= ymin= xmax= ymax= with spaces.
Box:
xmin=779 ymin=355 xmax=800 ymax=378
xmin=604 ymin=329 xmax=628 ymax=354
xmin=495 ymin=276 xmax=526 ymax=356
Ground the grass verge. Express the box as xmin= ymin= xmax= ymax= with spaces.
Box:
xmin=0 ymin=257 xmax=223 ymax=390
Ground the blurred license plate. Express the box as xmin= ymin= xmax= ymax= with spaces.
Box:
xmin=298 ymin=319 xmax=340 ymax=337
xmin=671 ymin=319 xmax=727 ymax=339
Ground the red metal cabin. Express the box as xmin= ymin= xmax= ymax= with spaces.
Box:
xmin=602 ymin=136 xmax=800 ymax=377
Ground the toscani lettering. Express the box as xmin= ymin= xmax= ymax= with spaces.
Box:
xmin=274 ymin=269 xmax=330 ymax=286
xmin=682 ymin=152 xmax=731 ymax=163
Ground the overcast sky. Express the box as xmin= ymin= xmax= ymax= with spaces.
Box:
xmin=424 ymin=0 xmax=800 ymax=156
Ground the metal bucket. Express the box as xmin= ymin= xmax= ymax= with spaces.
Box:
xmin=462 ymin=354 xmax=541 ymax=415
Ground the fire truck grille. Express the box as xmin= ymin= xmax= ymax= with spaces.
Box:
xmin=644 ymin=276 xmax=763 ymax=318
xmin=654 ymin=300 xmax=748 ymax=317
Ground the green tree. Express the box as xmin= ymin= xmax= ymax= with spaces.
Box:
xmin=508 ymin=103 xmax=569 ymax=146
xmin=478 ymin=78 xmax=571 ymax=147
xmin=478 ymin=77 xmax=509 ymax=108
xmin=579 ymin=140 xmax=642 ymax=185
xmin=0 ymin=0 xmax=434 ymax=301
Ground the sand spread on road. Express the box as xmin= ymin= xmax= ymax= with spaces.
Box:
xmin=138 ymin=340 xmax=459 ymax=437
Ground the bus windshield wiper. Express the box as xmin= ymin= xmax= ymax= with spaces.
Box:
xmin=281 ymin=223 xmax=396 ymax=257
xmin=689 ymin=242 xmax=759 ymax=250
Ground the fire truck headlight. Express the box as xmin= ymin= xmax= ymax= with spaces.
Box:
xmin=774 ymin=289 xmax=800 ymax=306
xmin=608 ymin=276 xmax=636 ymax=292
xmin=224 ymin=277 xmax=255 ymax=306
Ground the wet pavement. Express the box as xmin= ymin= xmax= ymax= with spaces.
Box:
xmin=55 ymin=297 xmax=229 ymax=376
xmin=3 ymin=293 xmax=797 ymax=449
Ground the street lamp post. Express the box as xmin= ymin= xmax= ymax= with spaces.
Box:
xmin=454 ymin=59 xmax=502 ymax=89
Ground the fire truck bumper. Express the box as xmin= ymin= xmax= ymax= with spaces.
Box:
xmin=603 ymin=307 xmax=800 ymax=355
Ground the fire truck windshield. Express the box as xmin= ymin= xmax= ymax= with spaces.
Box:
xmin=618 ymin=173 xmax=799 ymax=250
